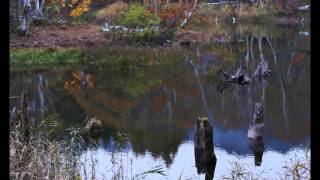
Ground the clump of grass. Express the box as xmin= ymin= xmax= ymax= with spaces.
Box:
xmin=134 ymin=165 xmax=167 ymax=179
xmin=221 ymin=146 xmax=311 ymax=179
xmin=282 ymin=145 xmax=311 ymax=179
xmin=70 ymin=15 xmax=89 ymax=25
xmin=10 ymin=48 xmax=89 ymax=64
xmin=221 ymin=161 xmax=250 ymax=179
xmin=9 ymin=114 xmax=87 ymax=179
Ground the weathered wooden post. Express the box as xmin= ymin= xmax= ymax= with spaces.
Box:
xmin=194 ymin=117 xmax=217 ymax=180
xmin=20 ymin=90 xmax=29 ymax=143
xmin=247 ymin=103 xmax=265 ymax=166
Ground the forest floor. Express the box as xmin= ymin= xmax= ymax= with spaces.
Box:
xmin=10 ymin=23 xmax=110 ymax=48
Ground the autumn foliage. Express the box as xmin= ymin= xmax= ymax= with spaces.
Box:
xmin=157 ymin=4 xmax=190 ymax=20
xmin=69 ymin=0 xmax=92 ymax=17
xmin=95 ymin=1 xmax=129 ymax=21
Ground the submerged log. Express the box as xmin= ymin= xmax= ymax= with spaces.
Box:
xmin=231 ymin=65 xmax=251 ymax=84
xmin=194 ymin=117 xmax=217 ymax=180
xmin=217 ymin=65 xmax=251 ymax=85
xmin=247 ymin=103 xmax=264 ymax=166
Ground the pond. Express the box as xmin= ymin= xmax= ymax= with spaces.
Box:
xmin=10 ymin=23 xmax=310 ymax=179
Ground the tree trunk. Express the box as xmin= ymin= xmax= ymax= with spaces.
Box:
xmin=253 ymin=35 xmax=271 ymax=78
xmin=21 ymin=0 xmax=31 ymax=36
xmin=245 ymin=35 xmax=249 ymax=67
xmin=193 ymin=0 xmax=198 ymax=9
xmin=15 ymin=0 xmax=20 ymax=23
xmin=35 ymin=0 xmax=45 ymax=16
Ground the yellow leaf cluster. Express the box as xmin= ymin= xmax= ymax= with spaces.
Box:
xmin=71 ymin=0 xmax=79 ymax=5
xmin=69 ymin=0 xmax=91 ymax=17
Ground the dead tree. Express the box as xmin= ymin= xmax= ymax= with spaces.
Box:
xmin=20 ymin=0 xmax=32 ymax=36
xmin=194 ymin=117 xmax=217 ymax=180
xmin=19 ymin=0 xmax=46 ymax=36
xmin=253 ymin=35 xmax=271 ymax=79
xmin=266 ymin=36 xmax=289 ymax=133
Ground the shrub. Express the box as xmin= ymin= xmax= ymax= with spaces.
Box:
xmin=130 ymin=28 xmax=161 ymax=42
xmin=95 ymin=1 xmax=129 ymax=22
xmin=118 ymin=4 xmax=160 ymax=29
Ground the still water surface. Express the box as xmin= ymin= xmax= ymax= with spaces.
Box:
xmin=10 ymin=24 xmax=310 ymax=179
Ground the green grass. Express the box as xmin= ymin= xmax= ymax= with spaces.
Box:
xmin=10 ymin=46 xmax=192 ymax=71
xmin=10 ymin=48 xmax=89 ymax=64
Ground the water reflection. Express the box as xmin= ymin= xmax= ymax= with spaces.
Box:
xmin=10 ymin=23 xmax=310 ymax=178
xmin=80 ymin=65 xmax=89 ymax=98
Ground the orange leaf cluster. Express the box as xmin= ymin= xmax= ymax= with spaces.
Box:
xmin=69 ymin=0 xmax=91 ymax=17
xmin=157 ymin=4 xmax=189 ymax=20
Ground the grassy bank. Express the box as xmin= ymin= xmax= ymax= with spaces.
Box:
xmin=10 ymin=114 xmax=84 ymax=179
xmin=10 ymin=48 xmax=89 ymax=64
xmin=10 ymin=46 xmax=195 ymax=70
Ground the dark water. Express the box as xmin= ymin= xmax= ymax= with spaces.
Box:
xmin=10 ymin=24 xmax=310 ymax=179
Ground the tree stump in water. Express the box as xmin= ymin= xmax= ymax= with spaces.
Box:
xmin=80 ymin=117 xmax=103 ymax=137
xmin=253 ymin=60 xmax=271 ymax=79
xmin=247 ymin=103 xmax=265 ymax=166
xmin=217 ymin=65 xmax=251 ymax=85
xmin=194 ymin=117 xmax=217 ymax=180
